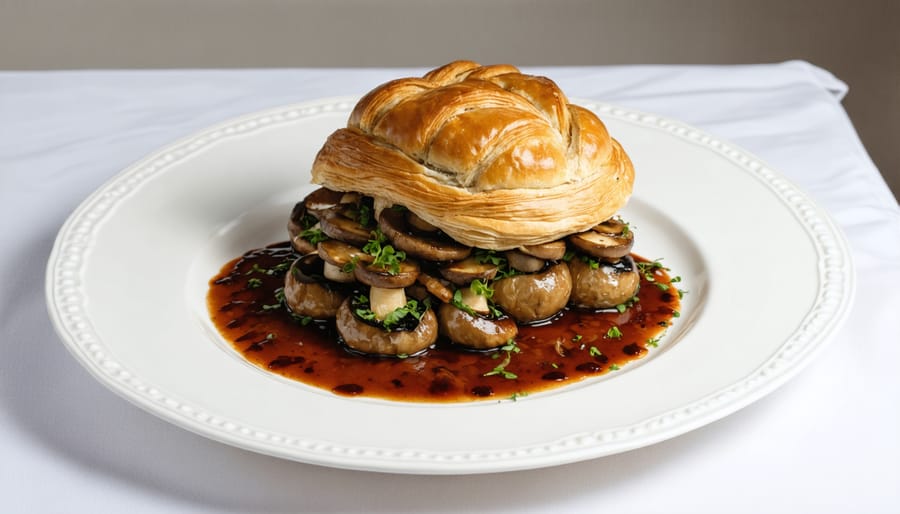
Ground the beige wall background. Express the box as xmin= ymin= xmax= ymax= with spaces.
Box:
xmin=2 ymin=0 xmax=898 ymax=198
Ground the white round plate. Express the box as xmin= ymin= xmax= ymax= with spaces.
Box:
xmin=46 ymin=97 xmax=853 ymax=474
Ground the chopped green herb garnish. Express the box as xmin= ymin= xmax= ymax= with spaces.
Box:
xmin=299 ymin=227 xmax=328 ymax=245
xmin=363 ymin=229 xmax=406 ymax=275
xmin=509 ymin=392 xmax=529 ymax=401
xmin=580 ymin=255 xmax=600 ymax=270
xmin=606 ymin=326 xmax=623 ymax=339
xmin=609 ymin=364 xmax=621 ymax=371
xmin=247 ymin=278 xmax=263 ymax=289
xmin=484 ymin=340 xmax=520 ymax=380
xmin=470 ymin=279 xmax=493 ymax=299
xmin=589 ymin=346 xmax=603 ymax=357
xmin=646 ymin=335 xmax=661 ymax=348
xmin=572 ymin=334 xmax=583 ymax=342
xmin=615 ymin=295 xmax=639 ymax=313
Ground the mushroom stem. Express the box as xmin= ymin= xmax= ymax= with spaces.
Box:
xmin=323 ymin=262 xmax=355 ymax=283
xmin=459 ymin=287 xmax=490 ymax=314
xmin=370 ymin=286 xmax=407 ymax=320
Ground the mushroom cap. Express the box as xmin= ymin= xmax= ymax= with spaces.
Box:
xmin=492 ymin=262 xmax=573 ymax=323
xmin=336 ymin=299 xmax=438 ymax=356
xmin=436 ymin=303 xmax=518 ymax=349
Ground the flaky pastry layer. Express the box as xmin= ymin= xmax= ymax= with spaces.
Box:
xmin=311 ymin=60 xmax=634 ymax=250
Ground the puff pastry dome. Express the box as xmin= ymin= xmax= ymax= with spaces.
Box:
xmin=310 ymin=60 xmax=634 ymax=250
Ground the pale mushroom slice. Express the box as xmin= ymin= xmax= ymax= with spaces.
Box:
xmin=316 ymin=240 xmax=372 ymax=283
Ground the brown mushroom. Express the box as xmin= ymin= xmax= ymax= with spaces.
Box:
xmin=318 ymin=209 xmax=373 ymax=247
xmin=287 ymin=202 xmax=320 ymax=254
xmin=406 ymin=210 xmax=439 ymax=232
xmin=568 ymin=218 xmax=634 ymax=260
xmin=492 ymin=262 xmax=573 ymax=323
xmin=302 ymin=187 xmax=344 ymax=218
xmin=416 ymin=272 xmax=454 ymax=303
xmin=336 ymin=298 xmax=438 ymax=356
xmin=353 ymin=259 xmax=420 ymax=289
xmin=519 ymin=240 xmax=566 ymax=261
xmin=439 ymin=257 xmax=498 ymax=285
xmin=505 ymin=250 xmax=545 ymax=273
xmin=378 ymin=208 xmax=471 ymax=262
xmin=283 ymin=254 xmax=346 ymax=319
xmin=316 ymin=240 xmax=372 ymax=282
xmin=568 ymin=255 xmax=640 ymax=309
xmin=437 ymin=303 xmax=518 ymax=350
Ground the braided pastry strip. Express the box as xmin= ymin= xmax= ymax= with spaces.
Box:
xmin=311 ymin=61 xmax=634 ymax=250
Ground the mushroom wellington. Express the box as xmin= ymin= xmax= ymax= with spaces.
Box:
xmin=284 ymin=60 xmax=638 ymax=356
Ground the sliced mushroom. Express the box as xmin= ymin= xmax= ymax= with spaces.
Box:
xmin=318 ymin=209 xmax=373 ymax=246
xmin=316 ymin=240 xmax=371 ymax=283
xmin=492 ymin=262 xmax=573 ymax=323
xmin=568 ymin=228 xmax=633 ymax=260
xmin=336 ymin=298 xmax=438 ymax=356
xmin=353 ymin=259 xmax=420 ymax=288
xmin=505 ymin=250 xmax=545 ymax=273
xmin=378 ymin=208 xmax=471 ymax=262
xmin=317 ymin=240 xmax=371 ymax=268
xmin=568 ymin=255 xmax=640 ymax=309
xmin=519 ymin=240 xmax=566 ymax=261
xmin=439 ymin=257 xmax=498 ymax=285
xmin=416 ymin=272 xmax=454 ymax=303
xmin=437 ymin=303 xmax=518 ymax=350
xmin=406 ymin=210 xmax=439 ymax=232
xmin=303 ymin=187 xmax=344 ymax=218
xmin=283 ymin=254 xmax=346 ymax=319
xmin=593 ymin=217 xmax=630 ymax=235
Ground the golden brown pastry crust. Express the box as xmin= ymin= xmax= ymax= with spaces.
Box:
xmin=311 ymin=60 xmax=634 ymax=250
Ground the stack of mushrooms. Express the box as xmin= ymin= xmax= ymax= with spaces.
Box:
xmin=284 ymin=60 xmax=639 ymax=357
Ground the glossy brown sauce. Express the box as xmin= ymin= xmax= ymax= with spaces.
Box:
xmin=208 ymin=242 xmax=681 ymax=403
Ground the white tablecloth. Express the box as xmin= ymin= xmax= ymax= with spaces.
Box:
xmin=2 ymin=63 xmax=899 ymax=513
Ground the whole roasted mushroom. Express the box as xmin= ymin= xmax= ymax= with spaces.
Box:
xmin=492 ymin=262 xmax=573 ymax=323
xmin=568 ymin=255 xmax=640 ymax=309
xmin=336 ymin=298 xmax=438 ymax=356
xmin=436 ymin=303 xmax=518 ymax=350
xmin=283 ymin=254 xmax=346 ymax=319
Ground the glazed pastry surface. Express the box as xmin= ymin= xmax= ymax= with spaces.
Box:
xmin=311 ymin=60 xmax=634 ymax=249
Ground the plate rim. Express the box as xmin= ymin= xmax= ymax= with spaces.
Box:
xmin=45 ymin=96 xmax=855 ymax=474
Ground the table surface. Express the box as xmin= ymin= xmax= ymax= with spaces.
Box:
xmin=2 ymin=62 xmax=899 ymax=513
